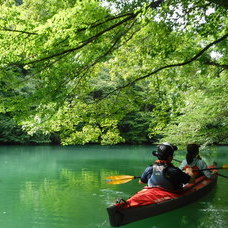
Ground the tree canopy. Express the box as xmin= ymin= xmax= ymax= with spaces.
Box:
xmin=0 ymin=0 xmax=227 ymax=146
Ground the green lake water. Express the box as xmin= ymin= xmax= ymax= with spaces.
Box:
xmin=0 ymin=145 xmax=227 ymax=228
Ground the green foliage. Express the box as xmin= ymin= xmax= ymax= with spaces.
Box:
xmin=0 ymin=114 xmax=50 ymax=144
xmin=160 ymin=70 xmax=228 ymax=146
xmin=118 ymin=111 xmax=153 ymax=144
xmin=0 ymin=0 xmax=227 ymax=145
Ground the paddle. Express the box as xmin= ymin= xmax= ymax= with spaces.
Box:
xmin=105 ymin=175 xmax=140 ymax=184
xmin=173 ymin=159 xmax=228 ymax=178
xmin=196 ymin=164 xmax=228 ymax=171
xmin=105 ymin=159 xmax=183 ymax=184
xmin=105 ymin=164 xmax=228 ymax=184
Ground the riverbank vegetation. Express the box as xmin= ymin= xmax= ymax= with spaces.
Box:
xmin=0 ymin=0 xmax=227 ymax=146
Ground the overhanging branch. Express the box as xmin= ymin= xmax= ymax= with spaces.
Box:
xmin=24 ymin=0 xmax=165 ymax=65
xmin=100 ymin=33 xmax=228 ymax=100
xmin=25 ymin=15 xmax=137 ymax=65
xmin=1 ymin=28 xmax=38 ymax=35
xmin=204 ymin=61 xmax=228 ymax=69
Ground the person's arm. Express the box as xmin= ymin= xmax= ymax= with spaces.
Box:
xmin=164 ymin=166 xmax=193 ymax=186
xmin=198 ymin=160 xmax=215 ymax=179
xmin=139 ymin=166 xmax=153 ymax=184
xmin=179 ymin=160 xmax=187 ymax=170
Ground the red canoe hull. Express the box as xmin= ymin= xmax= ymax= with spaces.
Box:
xmin=107 ymin=169 xmax=217 ymax=227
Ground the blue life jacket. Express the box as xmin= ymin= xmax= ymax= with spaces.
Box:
xmin=148 ymin=163 xmax=174 ymax=190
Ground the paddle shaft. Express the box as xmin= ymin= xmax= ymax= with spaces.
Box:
xmin=173 ymin=158 xmax=217 ymax=171
xmin=217 ymin=173 xmax=228 ymax=179
xmin=197 ymin=167 xmax=221 ymax=171
xmin=173 ymin=158 xmax=228 ymax=178
xmin=105 ymin=161 xmax=228 ymax=184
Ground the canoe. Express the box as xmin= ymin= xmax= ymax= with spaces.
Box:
xmin=107 ymin=166 xmax=217 ymax=227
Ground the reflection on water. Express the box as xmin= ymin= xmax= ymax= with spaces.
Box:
xmin=0 ymin=145 xmax=227 ymax=228
xmin=19 ymin=167 xmax=121 ymax=227
xmin=20 ymin=168 xmax=114 ymax=209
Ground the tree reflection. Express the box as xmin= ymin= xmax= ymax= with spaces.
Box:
xmin=20 ymin=168 xmax=120 ymax=213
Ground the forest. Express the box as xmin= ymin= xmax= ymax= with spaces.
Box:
xmin=0 ymin=0 xmax=227 ymax=146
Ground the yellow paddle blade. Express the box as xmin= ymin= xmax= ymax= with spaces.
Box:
xmin=222 ymin=164 xmax=228 ymax=169
xmin=105 ymin=175 xmax=135 ymax=184
xmin=106 ymin=178 xmax=134 ymax=184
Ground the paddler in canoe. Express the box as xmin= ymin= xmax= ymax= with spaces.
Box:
xmin=106 ymin=143 xmax=222 ymax=227
xmin=179 ymin=143 xmax=216 ymax=179
xmin=139 ymin=142 xmax=195 ymax=191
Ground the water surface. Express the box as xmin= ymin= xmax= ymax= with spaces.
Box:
xmin=0 ymin=145 xmax=227 ymax=228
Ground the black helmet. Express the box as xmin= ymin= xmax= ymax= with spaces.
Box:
xmin=186 ymin=144 xmax=200 ymax=164
xmin=152 ymin=142 xmax=178 ymax=160
xmin=187 ymin=144 xmax=199 ymax=155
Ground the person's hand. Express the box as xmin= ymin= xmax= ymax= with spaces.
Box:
xmin=185 ymin=167 xmax=193 ymax=176
xmin=185 ymin=167 xmax=195 ymax=183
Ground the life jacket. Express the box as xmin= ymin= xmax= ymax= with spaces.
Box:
xmin=148 ymin=160 xmax=174 ymax=190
